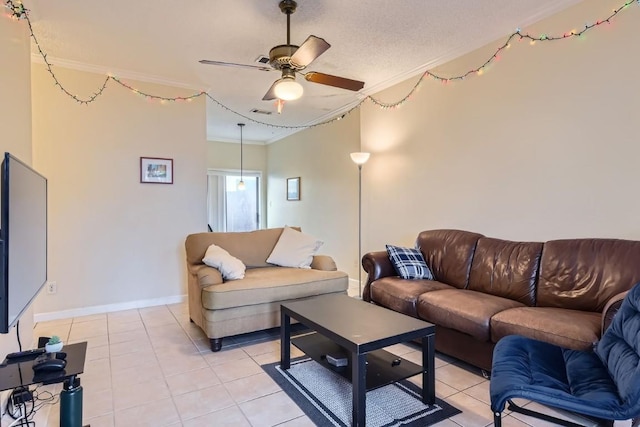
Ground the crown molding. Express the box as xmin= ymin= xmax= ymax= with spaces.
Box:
xmin=360 ymin=0 xmax=582 ymax=97
xmin=206 ymin=136 xmax=266 ymax=146
xmin=30 ymin=54 xmax=204 ymax=91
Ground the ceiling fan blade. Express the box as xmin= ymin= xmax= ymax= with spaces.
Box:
xmin=262 ymin=81 xmax=279 ymax=101
xmin=304 ymin=72 xmax=365 ymax=92
xmin=290 ymin=36 xmax=330 ymax=68
xmin=199 ymin=60 xmax=272 ymax=72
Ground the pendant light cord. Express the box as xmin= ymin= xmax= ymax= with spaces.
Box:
xmin=238 ymin=123 xmax=245 ymax=182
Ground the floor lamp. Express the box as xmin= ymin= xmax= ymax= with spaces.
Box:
xmin=350 ymin=152 xmax=370 ymax=298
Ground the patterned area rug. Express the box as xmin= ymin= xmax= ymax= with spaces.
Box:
xmin=262 ymin=357 xmax=461 ymax=427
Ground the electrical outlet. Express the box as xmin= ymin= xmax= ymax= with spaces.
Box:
xmin=47 ymin=281 xmax=57 ymax=294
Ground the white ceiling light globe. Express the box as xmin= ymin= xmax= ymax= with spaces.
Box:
xmin=274 ymin=79 xmax=304 ymax=101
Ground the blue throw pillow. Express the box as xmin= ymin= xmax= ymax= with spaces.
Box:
xmin=386 ymin=245 xmax=434 ymax=280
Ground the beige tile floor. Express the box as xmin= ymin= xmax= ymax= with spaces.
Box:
xmin=1 ymin=300 xmax=629 ymax=427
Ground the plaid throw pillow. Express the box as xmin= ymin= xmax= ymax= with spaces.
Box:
xmin=386 ymin=245 xmax=434 ymax=280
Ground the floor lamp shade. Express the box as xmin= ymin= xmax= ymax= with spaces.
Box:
xmin=350 ymin=152 xmax=370 ymax=166
xmin=351 ymin=152 xmax=370 ymax=298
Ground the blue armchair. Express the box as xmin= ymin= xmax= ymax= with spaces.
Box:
xmin=490 ymin=283 xmax=640 ymax=427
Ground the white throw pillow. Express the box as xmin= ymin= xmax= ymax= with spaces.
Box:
xmin=202 ymin=244 xmax=246 ymax=280
xmin=266 ymin=227 xmax=324 ymax=269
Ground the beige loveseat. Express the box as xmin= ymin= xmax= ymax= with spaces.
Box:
xmin=185 ymin=227 xmax=349 ymax=351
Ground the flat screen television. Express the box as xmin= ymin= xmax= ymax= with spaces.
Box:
xmin=0 ymin=153 xmax=48 ymax=333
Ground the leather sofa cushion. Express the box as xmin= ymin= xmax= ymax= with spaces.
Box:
xmin=468 ymin=237 xmax=542 ymax=306
xmin=491 ymin=307 xmax=601 ymax=350
xmin=370 ymin=277 xmax=453 ymax=317
xmin=416 ymin=230 xmax=483 ymax=289
xmin=417 ymin=289 xmax=524 ymax=342
xmin=201 ymin=266 xmax=348 ymax=310
xmin=537 ymin=238 xmax=640 ymax=312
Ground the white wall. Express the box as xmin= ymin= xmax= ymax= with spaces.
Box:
xmin=266 ymin=111 xmax=361 ymax=276
xmin=360 ymin=0 xmax=640 ymax=251
xmin=0 ymin=16 xmax=36 ymax=350
xmin=31 ymin=65 xmax=207 ymax=318
xmin=207 ymin=140 xmax=266 ymax=172
xmin=263 ymin=0 xmax=640 ymax=283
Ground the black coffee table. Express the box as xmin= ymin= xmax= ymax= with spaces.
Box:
xmin=280 ymin=294 xmax=435 ymax=427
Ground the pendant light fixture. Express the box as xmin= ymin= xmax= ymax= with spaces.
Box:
xmin=237 ymin=123 xmax=246 ymax=191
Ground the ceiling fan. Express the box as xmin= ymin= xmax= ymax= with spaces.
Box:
xmin=199 ymin=0 xmax=365 ymax=102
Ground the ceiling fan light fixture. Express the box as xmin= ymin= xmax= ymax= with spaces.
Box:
xmin=274 ymin=78 xmax=303 ymax=101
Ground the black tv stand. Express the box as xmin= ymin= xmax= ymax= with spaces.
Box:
xmin=0 ymin=342 xmax=89 ymax=426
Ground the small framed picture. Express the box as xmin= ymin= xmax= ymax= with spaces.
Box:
xmin=287 ymin=177 xmax=300 ymax=201
xmin=140 ymin=157 xmax=173 ymax=184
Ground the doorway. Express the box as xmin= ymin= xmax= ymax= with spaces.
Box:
xmin=207 ymin=170 xmax=261 ymax=232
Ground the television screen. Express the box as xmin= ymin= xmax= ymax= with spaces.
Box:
xmin=0 ymin=153 xmax=48 ymax=333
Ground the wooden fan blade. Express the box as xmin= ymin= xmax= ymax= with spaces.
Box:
xmin=199 ymin=60 xmax=272 ymax=72
xmin=290 ymin=36 xmax=330 ymax=68
xmin=304 ymin=72 xmax=365 ymax=91
xmin=262 ymin=81 xmax=279 ymax=101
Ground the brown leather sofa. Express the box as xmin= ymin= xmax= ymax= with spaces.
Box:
xmin=362 ymin=229 xmax=640 ymax=371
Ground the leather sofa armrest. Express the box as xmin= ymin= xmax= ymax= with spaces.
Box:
xmin=602 ymin=290 xmax=629 ymax=334
xmin=361 ymin=251 xmax=396 ymax=302
xmin=311 ymin=255 xmax=337 ymax=271
xmin=196 ymin=265 xmax=224 ymax=288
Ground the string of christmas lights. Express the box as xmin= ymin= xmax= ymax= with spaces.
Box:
xmin=202 ymin=92 xmax=362 ymax=129
xmin=5 ymin=0 xmax=639 ymax=128
xmin=4 ymin=0 xmax=27 ymax=19
xmin=107 ymin=77 xmax=360 ymax=129
xmin=367 ymin=0 xmax=640 ymax=110
xmin=109 ymin=76 xmax=206 ymax=103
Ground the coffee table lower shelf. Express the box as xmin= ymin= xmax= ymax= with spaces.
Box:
xmin=291 ymin=332 xmax=422 ymax=391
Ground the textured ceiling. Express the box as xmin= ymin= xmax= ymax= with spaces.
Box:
xmin=26 ymin=0 xmax=583 ymax=143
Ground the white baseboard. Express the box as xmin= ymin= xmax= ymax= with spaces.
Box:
xmin=33 ymin=294 xmax=187 ymax=323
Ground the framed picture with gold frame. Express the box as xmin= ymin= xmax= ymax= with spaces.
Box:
xmin=287 ymin=177 xmax=300 ymax=201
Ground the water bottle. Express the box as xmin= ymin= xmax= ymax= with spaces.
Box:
xmin=60 ymin=376 xmax=83 ymax=427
